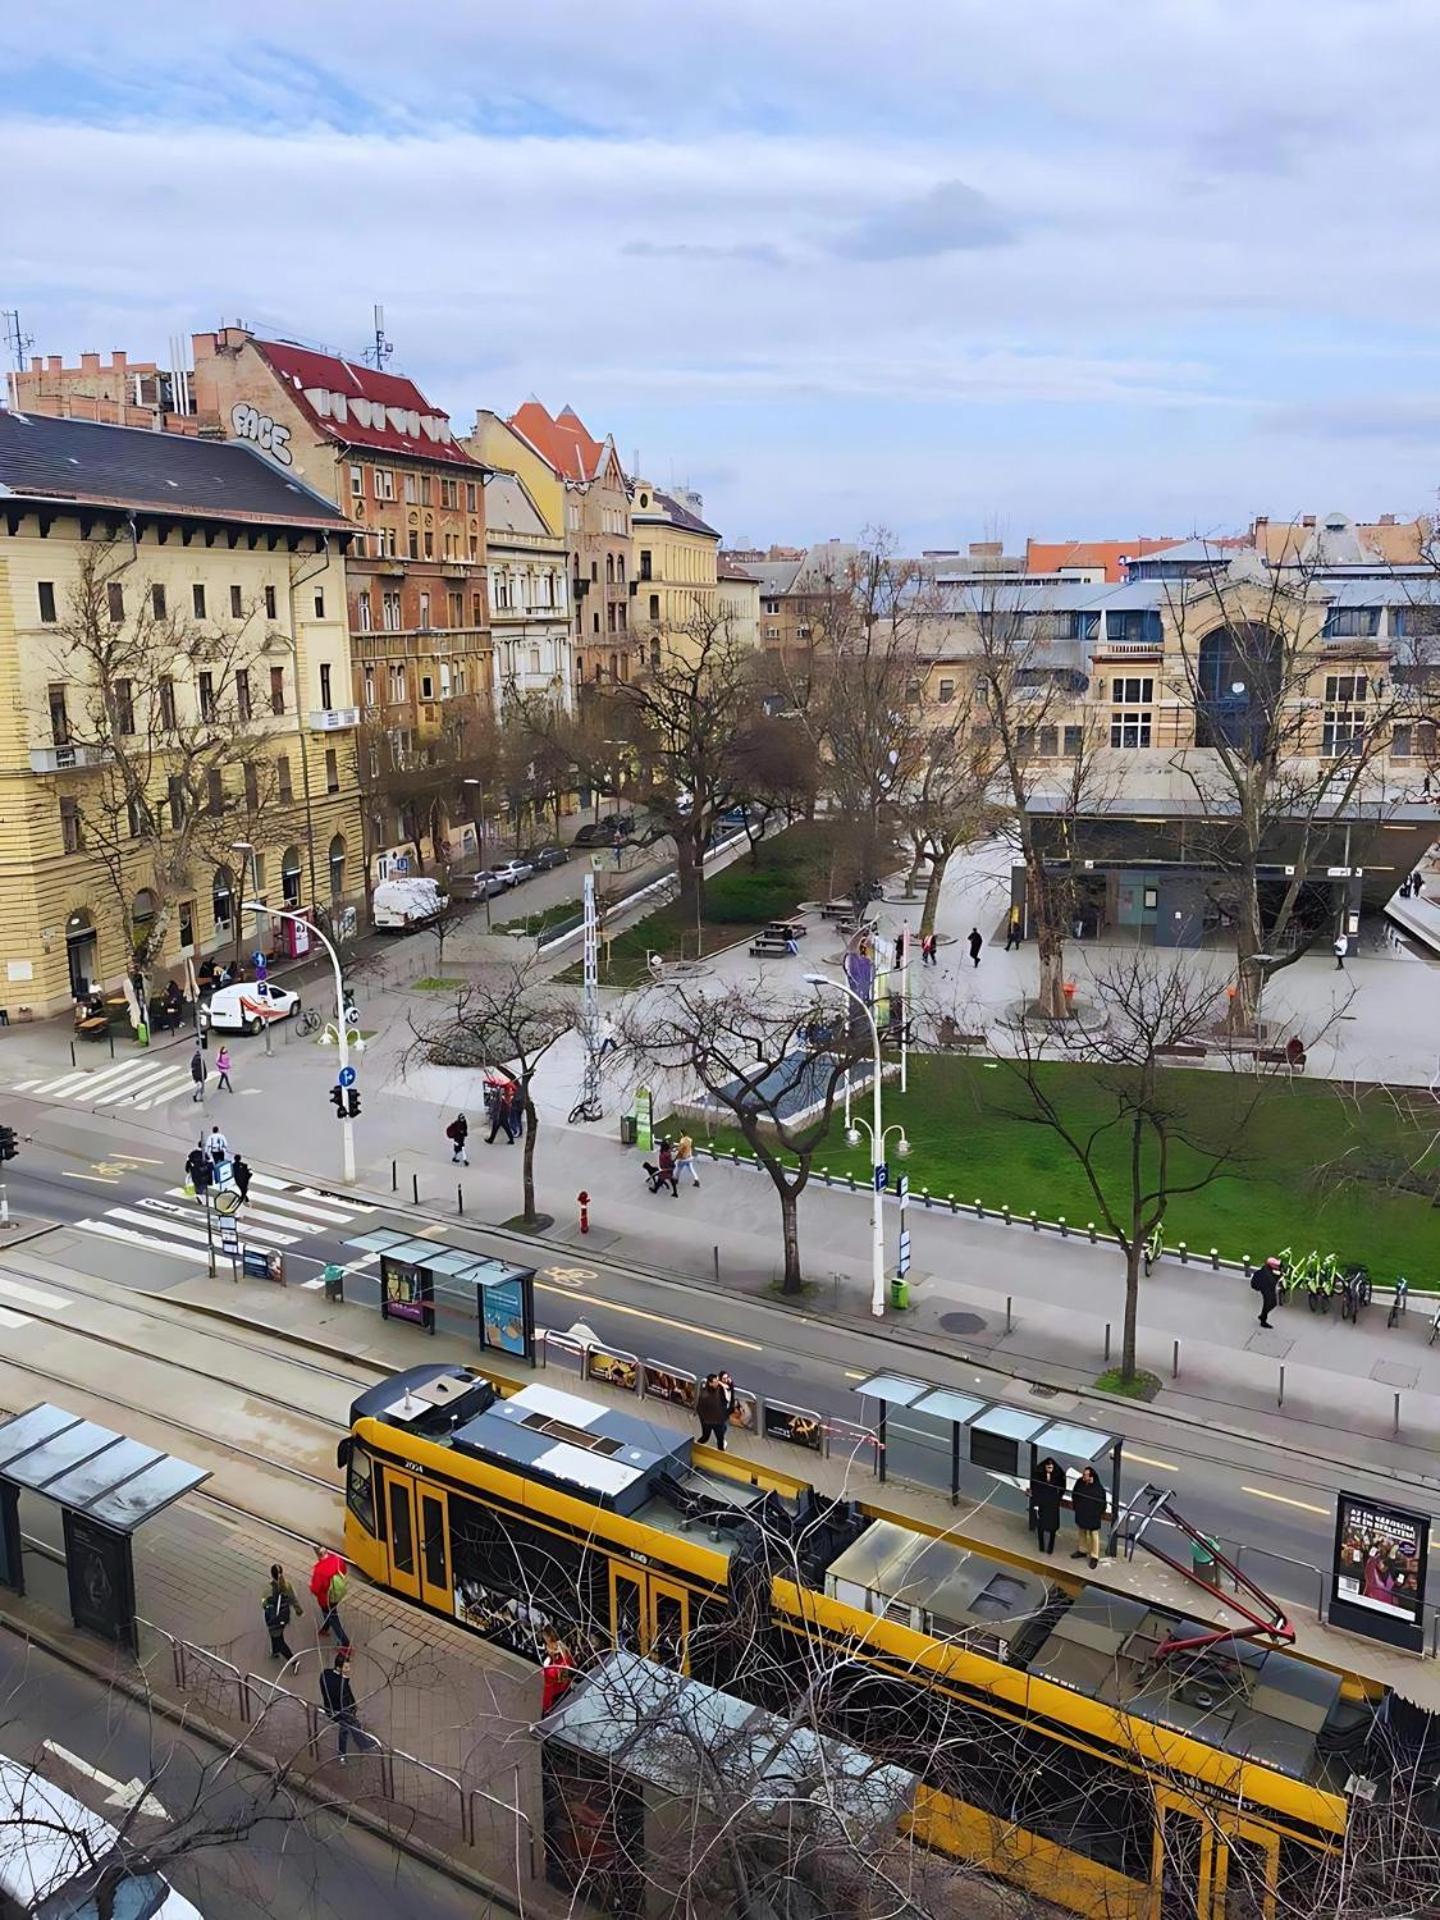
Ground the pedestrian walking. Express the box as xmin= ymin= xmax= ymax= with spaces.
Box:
xmin=540 ymin=1628 xmax=575 ymax=1715
xmin=262 ymin=1562 xmax=302 ymax=1660
xmin=657 ymin=1137 xmax=679 ymax=1197
xmin=310 ymin=1543 xmax=351 ymax=1647
xmin=447 ymin=1112 xmax=470 ymax=1166
xmin=894 ymin=933 xmax=905 ymax=970
xmin=1069 ymin=1466 xmax=1108 ymax=1571
xmin=697 ymin=1374 xmax=730 ymax=1449
xmin=215 ymin=1043 xmax=233 ymax=1093
xmin=922 ymin=931 xmax=938 ymax=966
xmin=968 ymin=926 xmax=984 ymax=968
xmin=675 ymin=1131 xmax=700 ymax=1189
xmin=1334 ymin=933 xmax=1347 ymax=970
xmin=230 ymin=1154 xmax=252 ymax=1204
xmin=598 ymin=1014 xmax=619 ymax=1058
xmin=719 ymin=1370 xmax=739 ymax=1425
xmin=1004 ymin=906 xmax=1022 ymax=951
xmin=184 ymin=1145 xmax=209 ymax=1195
xmin=190 ymin=1046 xmax=207 ymax=1103
xmin=1251 ymin=1255 xmax=1282 ymax=1330
xmin=1413 ymin=869 xmax=1425 ymax=897
xmin=206 ymin=1123 xmax=229 ymax=1166
xmin=319 ymin=1649 xmax=378 ymax=1763
xmin=1030 ymin=1457 xmax=1065 ymax=1555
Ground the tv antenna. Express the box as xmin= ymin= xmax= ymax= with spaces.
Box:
xmin=363 ymin=304 xmax=393 ymax=371
xmin=1 ymin=309 xmax=34 ymax=374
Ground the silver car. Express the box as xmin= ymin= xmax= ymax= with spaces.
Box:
xmin=492 ymin=859 xmax=535 ymax=888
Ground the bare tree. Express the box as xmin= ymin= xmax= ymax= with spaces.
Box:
xmin=894 ymin=701 xmax=1006 ymax=937
xmin=358 ymin=700 xmax=501 ymax=885
xmin=47 ymin=543 xmax=280 ymax=999
xmin=623 ymin=981 xmax=870 ymax=1295
xmin=408 ymin=960 xmax=575 ymax=1224
xmin=997 ymin=953 xmax=1262 ymax=1385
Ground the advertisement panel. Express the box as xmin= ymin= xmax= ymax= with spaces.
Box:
xmin=1331 ymin=1490 xmax=1428 ymax=1652
xmin=380 ymin=1255 xmax=435 ymax=1332
xmin=478 ymin=1274 xmax=531 ymax=1358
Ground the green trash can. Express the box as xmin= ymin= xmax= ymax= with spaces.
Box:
xmin=1192 ymin=1535 xmax=1218 ymax=1579
xmin=889 ymin=1274 xmax=910 ymax=1311
xmin=620 ymin=1113 xmax=637 ymax=1146
xmin=323 ymin=1262 xmax=344 ymax=1302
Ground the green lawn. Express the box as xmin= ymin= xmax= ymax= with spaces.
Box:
xmin=678 ymin=1055 xmax=1440 ymax=1285
xmin=494 ymin=899 xmax=584 ymax=938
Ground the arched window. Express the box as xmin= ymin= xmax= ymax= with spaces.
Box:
xmin=211 ymin=868 xmax=233 ymax=933
xmin=281 ymin=846 xmax=302 ymax=909
xmin=1194 ymin=625 xmax=1280 ymax=754
xmin=605 ymin=554 xmax=615 ymax=585
xmin=616 ymin=553 xmax=625 ymax=583
xmin=328 ymin=833 xmax=346 ymax=902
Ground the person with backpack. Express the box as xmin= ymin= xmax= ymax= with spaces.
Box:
xmin=262 ymin=1562 xmax=302 ymax=1660
xmin=446 ymin=1112 xmax=469 ymax=1166
xmin=231 ymin=1153 xmax=253 ymax=1204
xmin=310 ymin=1543 xmax=351 ymax=1647
xmin=319 ymin=1648 xmax=378 ymax=1763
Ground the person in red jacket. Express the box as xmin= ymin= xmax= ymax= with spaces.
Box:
xmin=540 ymin=1629 xmax=573 ymax=1716
xmin=310 ymin=1543 xmax=351 ymax=1647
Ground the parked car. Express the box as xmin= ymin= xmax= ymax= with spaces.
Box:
xmin=492 ymin=858 xmax=535 ymax=888
xmin=373 ymin=876 xmax=448 ymax=929
xmin=573 ymin=813 xmax=635 ymax=847
xmin=202 ymin=980 xmax=301 ymax=1035
xmin=461 ymin=869 xmax=508 ymax=900
xmin=520 ymin=845 xmax=569 ymax=870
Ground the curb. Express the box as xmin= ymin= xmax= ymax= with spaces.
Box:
xmin=0 ymin=1608 xmax=525 ymax=1913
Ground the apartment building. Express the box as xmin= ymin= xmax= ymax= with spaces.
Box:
xmin=630 ymin=483 xmax=721 ymax=662
xmin=0 ymin=412 xmax=361 ymax=1015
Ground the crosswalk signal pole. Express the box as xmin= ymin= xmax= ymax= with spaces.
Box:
xmin=244 ymin=901 xmax=356 ymax=1186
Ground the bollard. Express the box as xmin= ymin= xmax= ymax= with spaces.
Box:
xmin=1178 ymin=1242 xmax=1189 ymax=1264
xmin=849 ymin=1173 xmax=858 ymax=1192
xmin=822 ymin=1169 xmax=831 ymax=1187
xmin=1278 ymin=1363 xmax=1285 ymax=1407
xmin=1030 ymin=1210 xmax=1039 ymax=1231
xmin=69 ymin=1041 xmax=76 ymax=1068
xmin=1104 ymin=1321 xmax=1111 ymax=1364
xmin=975 ymin=1199 xmax=984 ymax=1220
xmin=948 ymin=1193 xmax=957 ymax=1213
xmin=1002 ymin=1205 xmax=1011 ymax=1225
xmin=1172 ymin=1339 xmax=1180 ymax=1380
xmin=1005 ymin=1295 xmax=1013 ymax=1334
xmin=392 ymin=1159 xmax=398 ymax=1192
xmin=1059 ymin=1216 xmax=1068 ymax=1237
xmin=578 ymin=1190 xmax=590 ymax=1235
xmin=108 ymin=1029 xmax=115 ymax=1059
xmin=1088 ymin=1222 xmax=1097 ymax=1244
xmin=731 ymin=1148 xmax=740 ymax=1165
xmin=713 ymin=1245 xmax=720 ymax=1286
xmin=457 ymin=1184 xmax=464 ymax=1215
xmin=1210 ymin=1248 xmax=1220 ymax=1270
xmin=1394 ymin=1391 xmax=1400 ymax=1435
xmin=411 ymin=1171 xmax=419 ymax=1206
xmin=922 ymin=1187 xmax=932 ymax=1208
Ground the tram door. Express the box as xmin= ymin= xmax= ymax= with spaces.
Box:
xmin=607 ymin=1564 xmax=693 ymax=1670
xmin=648 ymin=1578 xmax=692 ymax=1673
xmin=415 ymin=1484 xmax=452 ymax=1615
xmin=1154 ymin=1798 xmax=1216 ymax=1919
xmin=382 ymin=1469 xmax=421 ymax=1602
xmin=1209 ymin=1824 xmax=1277 ymax=1920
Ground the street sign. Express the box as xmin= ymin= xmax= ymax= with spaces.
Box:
xmin=220 ymin=1220 xmax=240 ymax=1255
xmin=874 ymin=1163 xmax=889 ymax=1192
xmin=897 ymin=1230 xmax=912 ymax=1278
xmin=897 ymin=1174 xmax=910 ymax=1201
xmin=337 ymin=1065 xmax=357 ymax=1088
xmin=213 ymin=1189 xmax=242 ymax=1216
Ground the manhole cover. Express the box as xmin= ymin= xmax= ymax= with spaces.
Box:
xmin=939 ymin=1312 xmax=987 ymax=1335
xmin=1029 ymin=1384 xmax=1058 ymax=1399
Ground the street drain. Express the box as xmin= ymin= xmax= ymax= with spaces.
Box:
xmin=1029 ymin=1384 xmax=1058 ymax=1399
xmin=939 ymin=1312 xmax=986 ymax=1335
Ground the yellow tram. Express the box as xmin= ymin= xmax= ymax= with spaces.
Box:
xmin=340 ymin=1364 xmax=1426 ymax=1920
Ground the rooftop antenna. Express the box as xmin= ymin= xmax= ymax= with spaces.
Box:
xmin=1 ymin=309 xmax=34 ymax=374
xmin=364 ymin=303 xmax=393 ymax=371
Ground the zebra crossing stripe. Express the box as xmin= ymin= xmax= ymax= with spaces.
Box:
xmin=75 ymin=1219 xmax=203 ymax=1263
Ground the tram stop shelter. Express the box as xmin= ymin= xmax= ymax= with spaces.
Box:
xmin=341 ymin=1216 xmax=537 ymax=1363
xmin=0 ymin=1404 xmax=209 ymax=1651
xmin=539 ymin=1649 xmax=918 ymax=1915
xmin=854 ymin=1371 xmax=1123 ymax=1523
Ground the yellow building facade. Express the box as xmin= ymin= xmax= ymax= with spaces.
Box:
xmin=630 ymin=481 xmax=722 ymax=661
xmin=0 ymin=413 xmax=362 ymax=1017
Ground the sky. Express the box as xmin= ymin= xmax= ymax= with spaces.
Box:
xmin=4 ymin=1 xmax=1440 ymax=551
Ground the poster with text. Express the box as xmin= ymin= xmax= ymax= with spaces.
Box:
xmin=1331 ymin=1490 xmax=1428 ymax=1651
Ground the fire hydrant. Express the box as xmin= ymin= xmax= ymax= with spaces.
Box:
xmin=578 ymin=1190 xmax=590 ymax=1235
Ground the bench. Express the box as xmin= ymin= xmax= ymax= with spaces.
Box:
xmin=765 ymin=922 xmax=805 ymax=940
xmin=819 ymin=901 xmax=851 ymax=920
xmin=750 ymin=938 xmax=794 ymax=958
xmin=1157 ymin=1043 xmax=1207 ymax=1059
xmin=75 ymin=1017 xmax=109 ymax=1041
xmin=936 ymin=1023 xmax=986 ymax=1051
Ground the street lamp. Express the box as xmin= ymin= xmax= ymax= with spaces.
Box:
xmin=806 ymin=970 xmax=890 ymax=1318
xmin=230 ymin=841 xmax=274 ymax=1058
xmin=243 ymin=900 xmax=357 ymax=1186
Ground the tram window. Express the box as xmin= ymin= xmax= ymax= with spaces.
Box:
xmin=420 ymin=1494 xmax=447 ymax=1590
xmin=1159 ymin=1809 xmax=1204 ymax=1920
xmin=388 ymin=1478 xmax=415 ymax=1575
xmin=1222 ymin=1837 xmax=1271 ymax=1919
xmin=612 ymin=1575 xmax=642 ymax=1652
xmin=346 ymin=1445 xmax=376 ymax=1535
xmin=653 ymin=1590 xmax=685 ymax=1669
xmin=449 ymin=1492 xmax=606 ymax=1638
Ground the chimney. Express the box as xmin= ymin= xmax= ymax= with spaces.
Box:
xmin=1380 ymin=513 xmax=1396 ymax=526
xmin=1302 ymin=515 xmax=1316 ymax=528
xmin=80 ymin=352 xmax=100 ymax=372
xmin=111 ymin=350 xmax=127 ymax=372
xmin=28 ymin=356 xmax=40 ymax=373
xmin=46 ymin=355 xmax=62 ymax=372
xmin=1253 ymin=515 xmax=1268 ymax=528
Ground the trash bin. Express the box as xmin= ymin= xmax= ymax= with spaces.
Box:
xmin=1192 ymin=1535 xmax=1218 ymax=1579
xmin=889 ymin=1275 xmax=910 ymax=1311
xmin=620 ymin=1113 xmax=637 ymax=1146
xmin=323 ymin=1262 xmax=344 ymax=1302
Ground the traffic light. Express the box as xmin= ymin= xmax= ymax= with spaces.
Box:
xmin=0 ymin=1126 xmax=17 ymax=1162
xmin=346 ymin=1088 xmax=361 ymax=1119
xmin=329 ymin=1086 xmax=345 ymax=1120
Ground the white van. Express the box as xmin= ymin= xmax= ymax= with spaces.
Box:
xmin=202 ymin=980 xmax=301 ymax=1036
xmin=373 ymin=877 xmax=447 ymax=930
xmin=0 ymin=1754 xmax=203 ymax=1917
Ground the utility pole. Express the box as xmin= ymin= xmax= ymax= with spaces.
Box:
xmin=364 ymin=303 xmax=393 ymax=370
xmin=578 ymin=869 xmax=603 ymax=1119
xmin=1 ymin=309 xmax=33 ymax=376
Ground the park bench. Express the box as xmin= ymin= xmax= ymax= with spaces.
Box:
xmin=765 ymin=921 xmax=806 ymax=941
xmin=819 ymin=900 xmax=852 ymax=920
xmin=1156 ymin=1042 xmax=1207 ymax=1059
xmin=936 ymin=1020 xmax=986 ymax=1051
xmin=75 ymin=1015 xmax=109 ymax=1040
xmin=749 ymin=936 xmax=794 ymax=958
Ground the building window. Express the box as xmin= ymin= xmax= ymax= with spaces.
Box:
xmin=38 ymin=581 xmax=57 ymax=623
xmin=244 ymin=761 xmax=259 ymax=810
xmin=592 ymin=612 xmax=600 ymax=634
xmin=408 ymin=530 xmax=419 ymax=560
xmin=168 ymin=775 xmax=186 ymax=828
xmin=1322 ymin=674 xmax=1368 ymax=756
xmin=420 ymin=475 xmax=432 ymax=507
xmin=126 ymin=792 xmax=145 ymax=838
xmin=178 ymin=900 xmax=195 ymax=949
xmin=441 ymin=477 xmax=458 ymax=508
xmin=639 ymin=550 xmax=653 ymax=581
xmin=420 ymin=673 xmax=434 ymax=700
xmin=423 ymin=530 xmax=434 ymax=560
xmin=212 ymin=867 xmax=233 ymax=932
xmin=198 ymin=671 xmax=216 ymax=722
xmin=1110 ymin=707 xmax=1152 ymax=749
xmin=60 ymin=797 xmax=83 ymax=853
xmin=320 ymin=663 xmax=333 ymax=708
xmin=418 ymin=592 xmax=431 ymax=629
xmin=937 ymin=678 xmax=955 ymax=703
xmin=468 ymin=532 xmax=479 ymax=560
xmin=48 ymin=683 xmax=69 ymax=746
xmin=358 ymin=590 xmax=372 ymax=631
xmin=276 ymin=755 xmax=293 ymax=803
xmin=314 ymin=588 xmax=325 ymax=619
xmin=1063 ymin=724 xmax=1083 ymax=755
xmin=206 ymin=767 xmax=224 ymax=814
xmin=1323 ymin=606 xmax=1380 ymax=639
xmin=648 ymin=594 xmax=660 ymax=622
xmin=448 ymin=590 xmax=464 ymax=627
xmin=328 ymin=833 xmax=346 ymax=900
xmin=403 ymin=473 xmax=418 ymax=506
xmin=230 ymin=584 xmax=244 ymax=618
xmin=270 ymin=666 xmax=286 ymax=715
xmin=617 ymin=554 xmax=625 ymax=583
xmin=1039 ymin=725 xmax=1059 ymax=756
xmin=325 ymin=747 xmax=339 ymax=793
xmin=192 ymin=584 xmax=207 ymax=619
xmin=264 ymin=584 xmax=278 ymax=621
xmin=389 ymin=663 xmax=406 ymax=703
xmin=454 ymin=665 xmax=466 ymax=696
xmin=282 ymin=847 xmax=302 ymax=907
xmin=374 ymin=468 xmax=395 ymax=502
xmin=383 ymin=590 xmax=402 ymax=631
xmin=1110 ymin=676 xmax=1153 ymax=705
xmin=151 ymin=584 xmax=166 ymax=619
xmin=107 ymin=581 xmax=125 ymax=624
xmin=363 ymin=666 xmax=375 ymax=708
xmin=158 ymin=677 xmax=177 ymax=730
xmin=236 ymin=669 xmax=251 ymax=722
xmin=466 ymin=483 xmax=478 ymax=512
xmin=439 ymin=661 xmax=452 ymax=699
xmin=114 ymin=678 xmax=135 ymax=736
xmin=349 ymin=464 xmax=363 ymax=498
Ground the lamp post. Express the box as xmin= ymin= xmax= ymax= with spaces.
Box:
xmin=243 ymin=900 xmax=356 ymax=1186
xmin=230 ymin=841 xmax=273 ymax=1057
xmin=806 ymin=971 xmax=900 ymax=1318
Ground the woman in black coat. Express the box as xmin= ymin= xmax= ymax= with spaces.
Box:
xmin=1070 ymin=1465 xmax=1107 ymax=1569
xmin=1030 ymin=1456 xmax=1065 ymax=1555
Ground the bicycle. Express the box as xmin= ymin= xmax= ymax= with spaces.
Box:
xmin=1388 ymin=1277 xmax=1409 ymax=1329
xmin=297 ymin=1007 xmax=323 ymax=1037
xmin=1337 ymin=1265 xmax=1372 ymax=1324
xmin=1429 ymin=1298 xmax=1440 ymax=1348
xmin=568 ymin=1096 xmax=603 ymax=1125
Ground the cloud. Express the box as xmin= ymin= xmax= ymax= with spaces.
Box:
xmin=1262 ymin=399 xmax=1440 ymax=444
xmin=623 ymin=240 xmax=787 ymax=267
xmin=827 ymin=179 xmax=1014 ymax=259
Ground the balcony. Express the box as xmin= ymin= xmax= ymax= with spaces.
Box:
xmin=308 ymin=707 xmax=360 ymax=732
xmin=1093 ymin=637 xmax=1163 ymax=658
xmin=29 ymin=743 xmax=111 ymax=773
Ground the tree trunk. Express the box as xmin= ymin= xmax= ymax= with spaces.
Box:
xmin=521 ymin=1095 xmax=538 ymax=1222
xmin=919 ymin=852 xmax=951 ymax=938
xmin=779 ymin=1183 xmax=803 ymax=1295
xmin=1231 ymin=904 xmax=1265 ymax=1032
xmin=1036 ymin=926 xmax=1068 ymax=1020
xmin=1121 ymin=1237 xmax=1144 ymax=1383
xmin=675 ymin=828 xmax=705 ymax=931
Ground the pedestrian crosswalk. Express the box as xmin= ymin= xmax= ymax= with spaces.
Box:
xmin=75 ymin=1174 xmax=377 ymax=1272
xmin=0 ymin=1273 xmax=72 ymax=1331
xmin=13 ymin=1054 xmax=198 ymax=1113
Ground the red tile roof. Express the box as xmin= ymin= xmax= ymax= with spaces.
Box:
xmin=1025 ymin=536 xmax=1180 ymax=583
xmin=509 ymin=398 xmax=607 ymax=483
xmin=255 ymin=340 xmax=479 ymax=468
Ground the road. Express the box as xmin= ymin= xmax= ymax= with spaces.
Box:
xmin=0 ymin=1631 xmax=492 ymax=1919
xmin=0 ymin=1109 xmax=1431 ymax=1634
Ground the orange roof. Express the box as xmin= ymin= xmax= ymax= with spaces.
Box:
xmin=509 ymin=398 xmax=607 ymax=483
xmin=1025 ymin=536 xmax=1182 ymax=583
